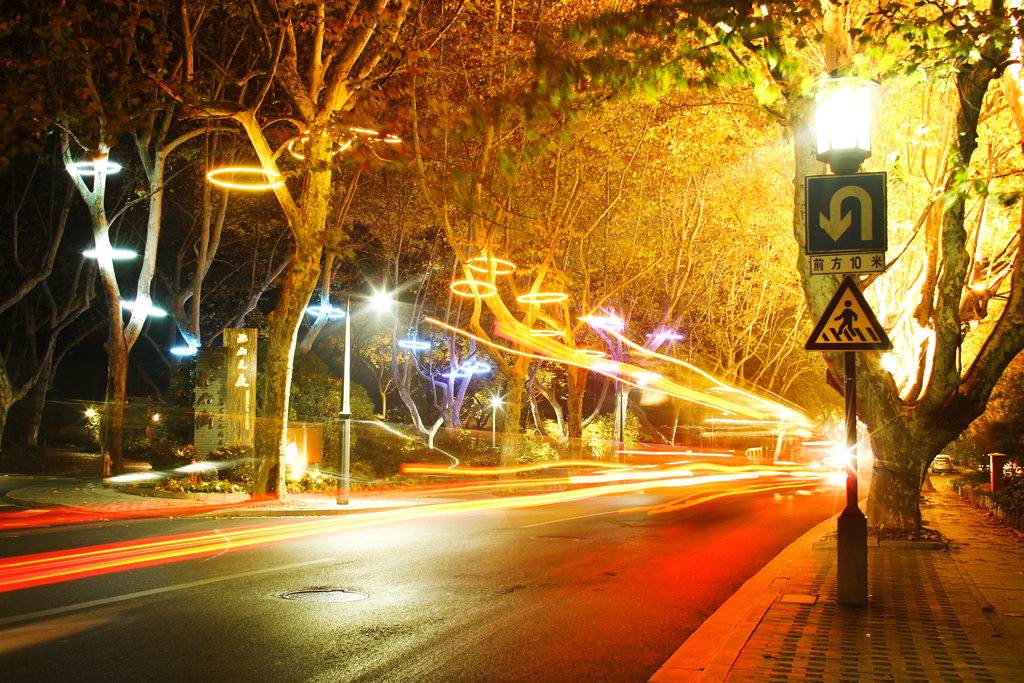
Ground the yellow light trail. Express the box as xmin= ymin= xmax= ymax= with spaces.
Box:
xmin=0 ymin=467 xmax=827 ymax=593
xmin=423 ymin=317 xmax=767 ymax=419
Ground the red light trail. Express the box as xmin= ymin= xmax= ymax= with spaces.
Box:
xmin=0 ymin=465 xmax=830 ymax=594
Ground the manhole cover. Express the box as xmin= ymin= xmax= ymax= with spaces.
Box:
xmin=282 ymin=589 xmax=368 ymax=602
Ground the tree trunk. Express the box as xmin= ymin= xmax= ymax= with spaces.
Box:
xmin=101 ymin=322 xmax=128 ymax=475
xmin=566 ymin=364 xmax=586 ymax=460
xmin=253 ymin=247 xmax=323 ymax=498
xmin=499 ymin=378 xmax=524 ymax=474
xmin=21 ymin=358 xmax=51 ymax=448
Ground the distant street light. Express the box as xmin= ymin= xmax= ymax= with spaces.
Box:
xmin=337 ymin=291 xmax=394 ymax=505
xmin=490 ymin=396 xmax=502 ymax=449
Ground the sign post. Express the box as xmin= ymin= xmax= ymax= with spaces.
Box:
xmin=806 ymin=276 xmax=892 ymax=606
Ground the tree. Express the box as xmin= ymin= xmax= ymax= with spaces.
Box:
xmin=0 ymin=133 xmax=98 ymax=448
xmin=1 ymin=0 xmax=189 ymax=473
xmin=551 ymin=0 xmax=1024 ymax=530
xmin=179 ymin=0 xmax=423 ymax=497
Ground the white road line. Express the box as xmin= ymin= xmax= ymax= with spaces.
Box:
xmin=521 ymin=510 xmax=620 ymax=528
xmin=0 ymin=557 xmax=334 ymax=627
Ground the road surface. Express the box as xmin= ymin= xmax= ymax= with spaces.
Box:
xmin=0 ymin=483 xmax=843 ymax=682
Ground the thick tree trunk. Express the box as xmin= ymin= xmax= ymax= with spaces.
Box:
xmin=21 ymin=360 xmax=51 ymax=448
xmin=0 ymin=402 xmax=9 ymax=451
xmin=101 ymin=323 xmax=128 ymax=475
xmin=499 ymin=379 xmax=524 ymax=473
xmin=566 ymin=365 xmax=585 ymax=460
xmin=253 ymin=248 xmax=323 ymax=498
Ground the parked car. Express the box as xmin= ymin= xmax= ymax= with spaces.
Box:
xmin=931 ymin=454 xmax=954 ymax=474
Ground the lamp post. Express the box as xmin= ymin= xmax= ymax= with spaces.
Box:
xmin=490 ymin=396 xmax=502 ymax=449
xmin=816 ymin=75 xmax=876 ymax=606
xmin=330 ymin=291 xmax=393 ymax=505
xmin=338 ymin=295 xmax=353 ymax=505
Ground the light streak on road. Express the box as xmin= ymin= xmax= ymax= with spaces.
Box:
xmin=401 ymin=460 xmax=633 ymax=476
xmin=0 ymin=468 xmax=828 ymax=593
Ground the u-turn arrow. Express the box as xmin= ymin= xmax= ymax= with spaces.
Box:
xmin=819 ymin=186 xmax=872 ymax=242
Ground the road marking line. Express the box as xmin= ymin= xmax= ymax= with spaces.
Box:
xmin=521 ymin=510 xmax=619 ymax=528
xmin=0 ymin=557 xmax=334 ymax=627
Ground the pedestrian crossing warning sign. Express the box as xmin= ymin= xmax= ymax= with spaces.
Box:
xmin=806 ymin=276 xmax=893 ymax=351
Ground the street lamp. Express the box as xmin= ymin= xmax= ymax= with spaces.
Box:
xmin=490 ymin=396 xmax=502 ymax=449
xmin=817 ymin=74 xmax=876 ymax=606
xmin=816 ymin=76 xmax=876 ymax=175
xmin=335 ymin=292 xmax=394 ymax=505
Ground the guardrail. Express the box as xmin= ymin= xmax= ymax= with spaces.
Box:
xmin=953 ymin=483 xmax=1024 ymax=532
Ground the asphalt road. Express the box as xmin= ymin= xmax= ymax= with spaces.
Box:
xmin=0 ymin=482 xmax=844 ymax=683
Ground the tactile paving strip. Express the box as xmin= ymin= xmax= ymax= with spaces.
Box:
xmin=725 ymin=545 xmax=1024 ymax=682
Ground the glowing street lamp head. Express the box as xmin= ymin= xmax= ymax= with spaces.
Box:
xmin=305 ymin=304 xmax=345 ymax=320
xmin=467 ymin=256 xmax=517 ymax=275
xmin=66 ymin=159 xmax=122 ymax=176
xmin=206 ymin=167 xmax=285 ymax=190
xmin=151 ymin=413 xmax=161 ymax=422
xmin=85 ymin=408 xmax=97 ymax=418
xmin=370 ymin=292 xmax=394 ymax=310
xmin=83 ymin=247 xmax=137 ymax=260
xmin=517 ymin=292 xmax=568 ymax=305
xmin=450 ymin=280 xmax=497 ymax=298
xmin=120 ymin=300 xmax=167 ymax=317
xmin=815 ymin=76 xmax=877 ymax=175
xmin=490 ymin=396 xmax=502 ymax=408
xmin=398 ymin=338 xmax=431 ymax=350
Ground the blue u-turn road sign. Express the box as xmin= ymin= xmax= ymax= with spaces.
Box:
xmin=806 ymin=172 xmax=887 ymax=255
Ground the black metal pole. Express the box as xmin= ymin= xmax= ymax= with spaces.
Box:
xmin=837 ymin=350 xmax=867 ymax=605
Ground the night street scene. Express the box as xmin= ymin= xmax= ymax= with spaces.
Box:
xmin=2 ymin=1 xmax=1024 ymax=682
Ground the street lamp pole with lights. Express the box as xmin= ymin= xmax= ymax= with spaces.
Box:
xmin=815 ymin=75 xmax=877 ymax=606
xmin=327 ymin=291 xmax=393 ymax=505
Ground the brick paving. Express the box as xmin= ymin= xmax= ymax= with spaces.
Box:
xmin=728 ymin=478 xmax=1024 ymax=682
xmin=652 ymin=475 xmax=1024 ymax=683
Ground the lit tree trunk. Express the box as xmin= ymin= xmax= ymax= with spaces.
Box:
xmin=63 ymin=135 xmax=130 ymax=475
xmin=254 ymin=244 xmax=324 ymax=496
xmin=499 ymin=373 xmax=525 ymax=471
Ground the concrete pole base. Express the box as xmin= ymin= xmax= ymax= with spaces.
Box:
xmin=837 ymin=505 xmax=868 ymax=606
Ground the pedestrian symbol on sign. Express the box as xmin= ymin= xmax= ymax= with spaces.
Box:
xmin=806 ymin=276 xmax=892 ymax=351
xmin=834 ymin=301 xmax=858 ymax=338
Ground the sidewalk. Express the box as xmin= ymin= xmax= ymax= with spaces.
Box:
xmin=651 ymin=475 xmax=1024 ymax=683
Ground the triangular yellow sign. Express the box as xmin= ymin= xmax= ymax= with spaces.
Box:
xmin=806 ymin=276 xmax=892 ymax=351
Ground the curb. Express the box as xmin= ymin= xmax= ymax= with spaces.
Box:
xmin=117 ymin=485 xmax=249 ymax=502
xmin=193 ymin=505 xmax=423 ymax=518
xmin=3 ymin=491 xmax=76 ymax=509
xmin=649 ymin=513 xmax=839 ymax=683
